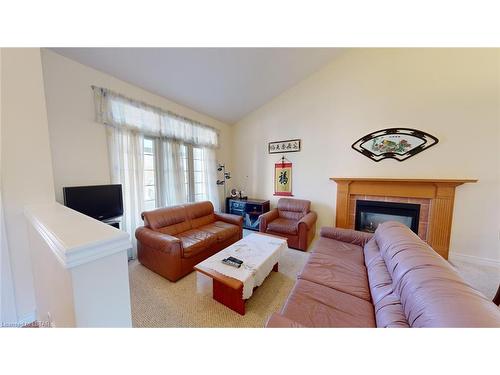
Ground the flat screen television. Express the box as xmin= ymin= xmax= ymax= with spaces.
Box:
xmin=63 ymin=184 xmax=123 ymax=221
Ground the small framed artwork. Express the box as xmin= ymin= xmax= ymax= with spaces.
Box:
xmin=268 ymin=139 xmax=301 ymax=154
xmin=351 ymin=128 xmax=439 ymax=162
xmin=274 ymin=161 xmax=293 ymax=196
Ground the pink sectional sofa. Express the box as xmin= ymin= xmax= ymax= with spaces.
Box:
xmin=266 ymin=221 xmax=500 ymax=328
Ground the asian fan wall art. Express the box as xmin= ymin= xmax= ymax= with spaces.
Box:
xmin=351 ymin=128 xmax=439 ymax=162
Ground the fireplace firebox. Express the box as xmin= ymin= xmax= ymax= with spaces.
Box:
xmin=355 ymin=200 xmax=420 ymax=234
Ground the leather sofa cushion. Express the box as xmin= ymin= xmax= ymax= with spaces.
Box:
xmin=298 ymin=252 xmax=371 ymax=301
xmin=267 ymin=218 xmax=298 ymax=235
xmin=143 ymin=205 xmax=191 ymax=234
xmin=374 ymin=221 xmax=500 ymax=327
xmin=191 ymin=214 xmax=215 ymax=229
xmin=177 ymin=229 xmax=217 ymax=258
xmin=374 ymin=293 xmax=410 ymax=328
xmin=157 ymin=221 xmax=192 ymax=236
xmin=185 ymin=201 xmax=216 ymax=228
xmin=198 ymin=221 xmax=239 ymax=242
xmin=363 ymin=237 xmax=409 ymax=327
xmin=277 ymin=198 xmax=310 ymax=221
xmin=312 ymin=236 xmax=365 ymax=267
xmin=281 ymin=279 xmax=376 ymax=327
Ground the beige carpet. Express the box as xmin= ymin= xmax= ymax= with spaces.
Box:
xmin=129 ymin=247 xmax=309 ymax=328
xmin=449 ymin=259 xmax=500 ymax=300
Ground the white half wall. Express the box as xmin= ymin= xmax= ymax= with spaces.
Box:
xmin=41 ymin=49 xmax=233 ymax=211
xmin=232 ymin=48 xmax=500 ymax=262
xmin=1 ymin=48 xmax=56 ymax=322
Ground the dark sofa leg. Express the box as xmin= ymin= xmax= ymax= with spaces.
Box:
xmin=493 ymin=284 xmax=500 ymax=306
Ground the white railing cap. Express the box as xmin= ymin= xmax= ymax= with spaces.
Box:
xmin=25 ymin=202 xmax=131 ymax=269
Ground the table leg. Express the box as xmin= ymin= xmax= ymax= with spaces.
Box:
xmin=213 ymin=278 xmax=245 ymax=315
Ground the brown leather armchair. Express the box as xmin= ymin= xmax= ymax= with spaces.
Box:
xmin=259 ymin=198 xmax=317 ymax=251
xmin=135 ymin=201 xmax=243 ymax=282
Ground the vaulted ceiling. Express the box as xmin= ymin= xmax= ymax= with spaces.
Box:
xmin=50 ymin=48 xmax=343 ymax=124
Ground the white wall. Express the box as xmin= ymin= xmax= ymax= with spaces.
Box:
xmin=233 ymin=48 xmax=500 ymax=262
xmin=1 ymin=48 xmax=56 ymax=322
xmin=41 ymin=49 xmax=233 ymax=209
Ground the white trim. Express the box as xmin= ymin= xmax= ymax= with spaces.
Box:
xmin=449 ymin=252 xmax=500 ymax=268
xmin=24 ymin=203 xmax=131 ymax=269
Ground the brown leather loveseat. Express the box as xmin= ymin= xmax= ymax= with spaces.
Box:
xmin=135 ymin=201 xmax=243 ymax=282
xmin=267 ymin=221 xmax=500 ymax=328
xmin=259 ymin=198 xmax=317 ymax=251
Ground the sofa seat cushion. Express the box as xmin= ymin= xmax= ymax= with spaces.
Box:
xmin=312 ymin=236 xmax=365 ymax=267
xmin=267 ymin=218 xmax=298 ymax=235
xmin=281 ymin=279 xmax=376 ymax=327
xmin=198 ymin=221 xmax=240 ymax=242
xmin=298 ymin=252 xmax=371 ymax=301
xmin=177 ymin=229 xmax=217 ymax=258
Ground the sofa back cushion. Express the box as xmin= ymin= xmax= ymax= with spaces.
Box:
xmin=185 ymin=201 xmax=215 ymax=228
xmin=374 ymin=221 xmax=500 ymax=327
xmin=142 ymin=205 xmax=191 ymax=236
xmin=363 ymin=238 xmax=409 ymax=327
xmin=278 ymin=198 xmax=310 ymax=221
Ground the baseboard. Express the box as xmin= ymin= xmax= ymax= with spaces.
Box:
xmin=17 ymin=310 xmax=37 ymax=326
xmin=449 ymin=253 xmax=500 ymax=268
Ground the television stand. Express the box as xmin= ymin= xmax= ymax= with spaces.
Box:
xmin=102 ymin=217 xmax=122 ymax=229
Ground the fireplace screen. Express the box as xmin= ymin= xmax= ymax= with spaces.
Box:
xmin=355 ymin=200 xmax=420 ymax=234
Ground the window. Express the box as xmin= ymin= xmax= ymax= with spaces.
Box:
xmin=172 ymin=144 xmax=208 ymax=203
xmin=142 ymin=139 xmax=212 ymax=209
xmin=143 ymin=138 xmax=157 ymax=210
xmin=192 ymin=147 xmax=207 ymax=202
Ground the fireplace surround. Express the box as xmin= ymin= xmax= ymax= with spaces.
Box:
xmin=330 ymin=178 xmax=477 ymax=259
xmin=355 ymin=200 xmax=420 ymax=234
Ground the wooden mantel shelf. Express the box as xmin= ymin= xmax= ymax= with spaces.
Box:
xmin=330 ymin=177 xmax=478 ymax=259
xmin=330 ymin=177 xmax=478 ymax=185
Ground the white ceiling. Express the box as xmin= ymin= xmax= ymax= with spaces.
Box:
xmin=50 ymin=48 xmax=343 ymax=124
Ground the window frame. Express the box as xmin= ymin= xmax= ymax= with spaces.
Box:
xmin=143 ymin=137 xmax=159 ymax=210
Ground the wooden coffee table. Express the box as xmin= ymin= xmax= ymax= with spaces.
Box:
xmin=194 ymin=233 xmax=286 ymax=315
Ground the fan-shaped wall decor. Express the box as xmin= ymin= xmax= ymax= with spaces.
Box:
xmin=351 ymin=128 xmax=439 ymax=162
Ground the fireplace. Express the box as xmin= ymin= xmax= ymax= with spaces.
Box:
xmin=355 ymin=200 xmax=420 ymax=234
xmin=331 ymin=178 xmax=477 ymax=259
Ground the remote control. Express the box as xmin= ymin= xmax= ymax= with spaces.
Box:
xmin=227 ymin=256 xmax=243 ymax=265
xmin=222 ymin=258 xmax=241 ymax=268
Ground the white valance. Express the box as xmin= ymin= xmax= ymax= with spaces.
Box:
xmin=92 ymin=86 xmax=219 ymax=148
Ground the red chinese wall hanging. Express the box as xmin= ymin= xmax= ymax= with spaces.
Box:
xmin=274 ymin=156 xmax=293 ymax=196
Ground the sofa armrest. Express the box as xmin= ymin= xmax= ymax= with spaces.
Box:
xmin=265 ymin=313 xmax=305 ymax=328
xmin=135 ymin=226 xmax=182 ymax=255
xmin=259 ymin=208 xmax=279 ymax=232
xmin=298 ymin=211 xmax=317 ymax=230
xmin=214 ymin=212 xmax=244 ymax=227
xmin=320 ymin=227 xmax=373 ymax=247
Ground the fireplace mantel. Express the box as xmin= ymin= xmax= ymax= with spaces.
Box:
xmin=330 ymin=177 xmax=477 ymax=259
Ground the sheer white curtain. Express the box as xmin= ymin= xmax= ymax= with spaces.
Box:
xmin=93 ymin=86 xmax=221 ymax=259
xmin=157 ymin=139 xmax=189 ymax=207
xmin=106 ymin=126 xmax=144 ymax=259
